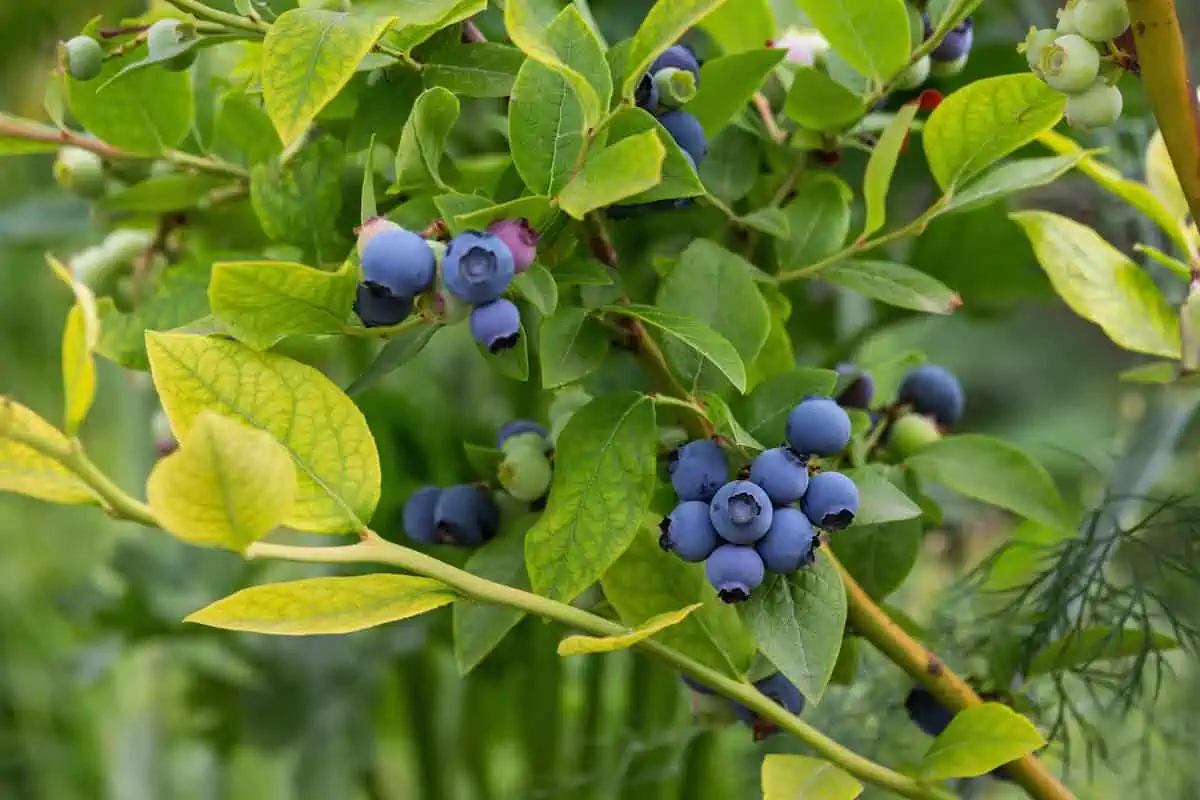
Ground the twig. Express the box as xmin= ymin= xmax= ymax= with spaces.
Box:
xmin=752 ymin=92 xmax=786 ymax=144
xmin=462 ymin=20 xmax=487 ymax=44
xmin=162 ymin=0 xmax=267 ymax=34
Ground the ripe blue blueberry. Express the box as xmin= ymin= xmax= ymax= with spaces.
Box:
xmin=932 ymin=17 xmax=974 ymax=61
xmin=668 ymin=439 xmax=728 ymax=502
xmin=704 ymin=544 xmax=765 ymax=603
xmin=732 ymin=672 xmax=807 ymax=735
xmin=442 ymin=231 xmax=516 ymax=304
xmin=403 ymin=486 xmax=442 ymax=545
xmin=785 ymin=397 xmax=852 ymax=457
xmin=835 ymin=363 xmax=875 ymax=409
xmin=657 ymin=110 xmax=708 ymax=165
xmin=659 ymin=500 xmax=720 ymax=562
xmin=756 ymin=506 xmax=816 ymax=573
xmin=486 ymin=218 xmax=538 ymax=273
xmin=354 ymin=282 xmax=412 ymax=328
xmin=360 ymin=225 xmax=436 ymax=296
xmin=433 ymin=485 xmax=499 ymax=547
xmin=748 ymin=447 xmax=809 ymax=506
xmin=650 ymin=44 xmax=700 ymax=79
xmin=904 ymin=686 xmax=955 ymax=737
xmin=709 ymin=480 xmax=773 ymax=544
xmin=801 ymin=471 xmax=859 ymax=531
xmin=65 ymin=36 xmax=103 ymax=82
xmin=469 ymin=298 xmax=522 ymax=353
xmin=635 ymin=71 xmax=660 ymax=113
xmin=497 ymin=419 xmax=549 ymax=451
xmin=681 ymin=675 xmax=716 ymax=695
xmin=897 ymin=364 xmax=964 ymax=426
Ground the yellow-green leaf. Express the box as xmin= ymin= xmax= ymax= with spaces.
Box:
xmin=505 ymin=0 xmax=604 ymax=125
xmin=48 ymin=255 xmax=99 ymax=435
xmin=185 ymin=574 xmax=457 ymax=635
xmin=147 ymin=411 xmax=297 ymax=551
xmin=1010 ymin=210 xmax=1180 ymax=358
xmin=262 ymin=9 xmax=396 ymax=146
xmin=557 ymin=131 xmax=665 ymax=219
xmin=862 ymin=102 xmax=920 ymax=237
xmin=918 ymin=703 xmax=1045 ymax=780
xmin=146 ymin=332 xmax=381 ymax=533
xmin=557 ymin=603 xmax=702 ymax=656
xmin=699 ymin=0 xmax=775 ymax=55
xmin=209 ymin=260 xmax=357 ymax=350
xmin=1145 ymin=129 xmax=1190 ymax=225
xmin=762 ymin=754 xmax=863 ymax=800
xmin=392 ymin=87 xmax=461 ymax=193
xmin=793 ymin=0 xmax=909 ymax=81
xmin=620 ymin=0 xmax=730 ymax=99
xmin=0 ymin=398 xmax=97 ymax=505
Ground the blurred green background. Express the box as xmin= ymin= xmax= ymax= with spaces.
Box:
xmin=2 ymin=1 xmax=1199 ymax=798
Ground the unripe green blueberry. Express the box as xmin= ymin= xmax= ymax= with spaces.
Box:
xmin=498 ymin=447 xmax=553 ymax=503
xmin=501 ymin=430 xmax=549 ymax=457
xmin=1065 ymin=80 xmax=1123 ymax=131
xmin=652 ymin=67 xmax=697 ymax=108
xmin=1039 ymin=35 xmax=1100 ymax=93
xmin=930 ymin=54 xmax=969 ymax=78
xmin=64 ymin=36 xmax=103 ymax=82
xmin=102 ymin=228 xmax=156 ymax=263
xmin=889 ymin=413 xmax=942 ymax=458
xmin=895 ymin=55 xmax=931 ymax=90
xmin=147 ymin=19 xmax=197 ymax=72
xmin=54 ymin=147 xmax=107 ymax=199
xmin=1019 ymin=28 xmax=1060 ymax=75
xmin=1073 ymin=0 xmax=1130 ymax=43
xmin=1056 ymin=3 xmax=1079 ymax=34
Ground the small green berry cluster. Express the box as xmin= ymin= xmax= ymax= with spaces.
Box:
xmin=1019 ymin=0 xmax=1130 ymax=132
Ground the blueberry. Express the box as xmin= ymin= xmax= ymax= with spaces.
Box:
xmin=54 ymin=147 xmax=107 ymax=199
xmin=889 ymin=413 xmax=942 ymax=458
xmin=904 ymin=686 xmax=955 ymax=737
xmin=64 ymin=36 xmax=103 ymax=82
xmin=354 ymin=282 xmax=412 ymax=328
xmin=1073 ymin=0 xmax=1130 ymax=43
xmin=785 ymin=397 xmax=851 ymax=457
xmin=146 ymin=19 xmax=196 ymax=72
xmin=360 ymin=225 xmax=436 ymax=296
xmin=801 ymin=471 xmax=859 ymax=531
xmin=668 ymin=439 xmax=728 ymax=502
xmin=896 ymin=364 xmax=964 ymax=427
xmin=656 ymin=110 xmax=708 ymax=165
xmin=497 ymin=420 xmax=550 ymax=451
xmin=469 ymin=298 xmax=522 ymax=353
xmin=1056 ymin=4 xmax=1079 ymax=34
xmin=432 ymin=485 xmax=499 ymax=546
xmin=403 ymin=486 xmax=442 ymax=544
xmin=443 ymin=231 xmax=516 ymax=304
xmin=732 ymin=672 xmax=807 ymax=735
xmin=895 ymin=55 xmax=931 ymax=90
xmin=659 ymin=500 xmax=720 ymax=562
xmin=704 ymin=544 xmax=765 ymax=603
xmin=930 ymin=54 xmax=969 ymax=78
xmin=653 ymin=67 xmax=698 ymax=108
xmin=499 ymin=446 xmax=553 ymax=503
xmin=486 ymin=218 xmax=538 ymax=273
xmin=635 ymin=71 xmax=660 ymax=113
xmin=1021 ymin=28 xmax=1060 ymax=75
xmin=1039 ymin=34 xmax=1100 ymax=93
xmin=1065 ymin=80 xmax=1123 ymax=132
xmin=681 ymin=675 xmax=716 ymax=695
xmin=650 ymin=44 xmax=700 ymax=79
xmin=709 ymin=480 xmax=773 ymax=544
xmin=756 ymin=506 xmax=816 ymax=573
xmin=931 ymin=17 xmax=973 ymax=61
xmin=835 ymin=363 xmax=875 ymax=409
xmin=748 ymin=447 xmax=809 ymax=506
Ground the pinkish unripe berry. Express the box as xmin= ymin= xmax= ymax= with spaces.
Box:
xmin=486 ymin=218 xmax=538 ymax=273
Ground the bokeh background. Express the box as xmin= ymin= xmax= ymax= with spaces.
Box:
xmin=2 ymin=1 xmax=1199 ymax=798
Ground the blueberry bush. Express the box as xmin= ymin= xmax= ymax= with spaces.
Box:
xmin=3 ymin=0 xmax=1200 ymax=797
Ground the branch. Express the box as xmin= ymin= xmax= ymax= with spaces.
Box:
xmin=163 ymin=0 xmax=267 ymax=34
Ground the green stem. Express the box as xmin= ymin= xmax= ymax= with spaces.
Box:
xmin=163 ymin=0 xmax=267 ymax=34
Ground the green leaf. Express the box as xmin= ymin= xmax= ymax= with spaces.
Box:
xmin=740 ymin=550 xmax=847 ymax=702
xmin=505 ymin=1 xmax=607 ymax=125
xmin=261 ymin=9 xmax=396 ymax=146
xmin=454 ymin=517 xmax=533 ymax=674
xmin=391 ymin=87 xmax=461 ymax=193
xmin=1119 ymin=361 xmax=1178 ymax=385
xmin=776 ymin=177 xmax=851 ymax=272
xmin=606 ymin=304 xmax=747 ymax=393
xmin=146 ymin=332 xmax=381 ymax=533
xmin=939 ymin=155 xmax=1085 ymax=216
xmin=385 ymin=0 xmax=487 ymax=52
xmin=48 ymin=256 xmax=99 ymax=436
xmin=435 ymin=193 xmax=492 ymax=228
xmin=734 ymin=369 xmax=838 ymax=446
xmin=346 ymin=325 xmax=441 ymax=396
xmin=861 ymin=102 xmax=919 ymax=238
xmin=558 ymin=603 xmax=702 ymax=656
xmin=761 ymin=754 xmax=863 ymax=800
xmin=209 ymin=261 xmax=357 ymax=350
xmin=793 ymin=0 xmax=909 ymax=81
xmin=101 ymin=174 xmax=227 ymax=214
xmin=907 ymin=434 xmax=1068 ymax=529
xmin=475 ymin=320 xmax=530 ymax=381
xmin=817 ymin=261 xmax=959 ymax=314
xmin=147 ymin=411 xmax=297 ymax=551
xmin=553 ymin=259 xmax=614 ymax=287
xmin=361 ymin=134 xmax=377 ymax=222
xmin=620 ymin=0 xmax=730 ymax=98
xmin=655 ymin=240 xmax=769 ymax=394
xmin=700 ymin=127 xmax=759 ymax=204
xmin=700 ymin=392 xmax=765 ymax=451
xmin=782 ymin=67 xmax=868 ymax=132
xmin=844 ymin=465 xmax=922 ymax=525
xmin=558 ymin=131 xmax=665 ymax=219
xmin=602 ymin=522 xmax=756 ymax=675
xmin=1010 ymin=210 xmax=1180 ymax=358
xmin=214 ymin=90 xmax=283 ymax=167
xmin=1027 ymin=627 xmax=1179 ymax=677
xmin=831 ymin=519 xmax=922 ymax=600
xmin=539 ymin=307 xmax=610 ymax=388
xmin=699 ymin=0 xmax=775 ymax=55
xmin=424 ymin=42 xmax=525 ymax=98
xmin=525 ymin=392 xmax=657 ymax=603
xmin=453 ymin=195 xmax=556 ymax=232
xmin=66 ymin=53 xmax=193 ymax=156
xmin=513 ymin=263 xmax=559 ymax=316
xmin=686 ymin=49 xmax=785 ymax=137
xmin=97 ymin=261 xmax=212 ymax=370
xmin=251 ymin=137 xmax=348 ymax=265
xmin=0 ymin=399 xmax=98 ymax=506
xmin=606 ymin=108 xmax=705 ymax=203
xmin=924 ymin=74 xmax=1066 ymax=191
xmin=185 ymin=574 xmax=456 ymax=635
xmin=918 ymin=703 xmax=1045 ymax=780
xmin=738 ymin=207 xmax=790 ymax=239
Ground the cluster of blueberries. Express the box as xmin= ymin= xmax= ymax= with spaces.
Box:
xmin=659 ymin=396 xmax=860 ymax=604
xmin=402 ymin=420 xmax=552 ymax=547
xmin=896 ymin=13 xmax=975 ymax=90
xmin=64 ymin=19 xmax=197 ymax=81
xmin=354 ymin=216 xmax=538 ymax=353
xmin=1020 ymin=0 xmax=1128 ymax=131
xmin=837 ymin=362 xmax=965 ymax=458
